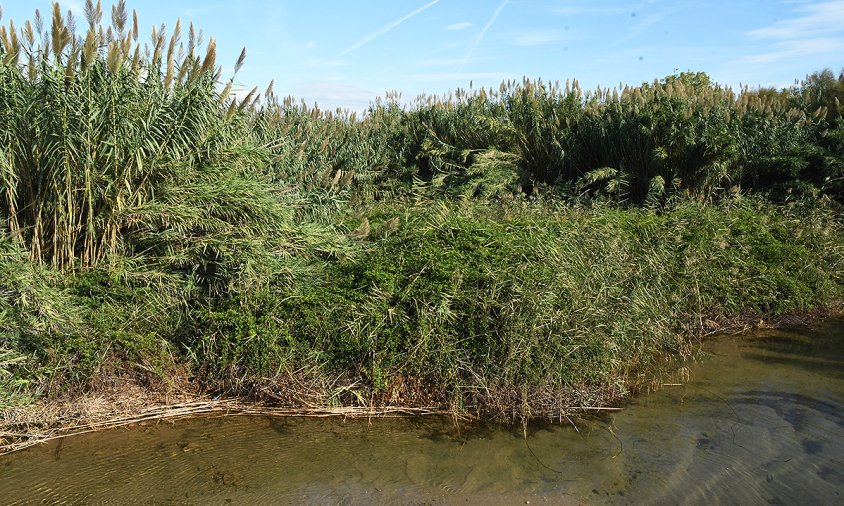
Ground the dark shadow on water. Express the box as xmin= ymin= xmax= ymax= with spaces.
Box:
xmin=267 ymin=416 xmax=291 ymax=435
xmin=815 ymin=465 xmax=842 ymax=484
xmin=739 ymin=351 xmax=844 ymax=379
xmin=802 ymin=439 xmax=824 ymax=455
xmin=398 ymin=417 xmax=503 ymax=444
xmin=737 ymin=322 xmax=844 ymax=378
xmin=399 ymin=415 xmax=589 ymax=443
xmin=730 ymin=391 xmax=843 ymax=431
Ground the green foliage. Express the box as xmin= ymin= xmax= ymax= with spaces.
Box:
xmin=0 ymin=345 xmax=31 ymax=408
xmin=799 ymin=68 xmax=844 ymax=124
xmin=0 ymin=3 xmax=842 ymax=419
xmin=0 ymin=235 xmax=83 ymax=351
xmin=186 ymin=201 xmax=842 ymax=415
xmin=663 ymin=201 xmax=842 ymax=315
xmin=344 ymin=71 xmax=837 ymax=206
xmin=188 ymin=293 xmax=293 ymax=384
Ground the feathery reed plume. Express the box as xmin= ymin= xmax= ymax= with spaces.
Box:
xmin=111 ymin=0 xmax=127 ymax=34
xmin=234 ymin=47 xmax=246 ymax=75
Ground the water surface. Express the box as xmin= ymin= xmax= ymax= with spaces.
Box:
xmin=1 ymin=319 xmax=842 ymax=504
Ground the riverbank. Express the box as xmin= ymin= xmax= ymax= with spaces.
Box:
xmin=2 ymin=307 xmax=839 ymax=455
xmin=1 ymin=4 xmax=843 ymax=455
xmin=2 ymin=200 xmax=841 ymax=454
xmin=6 ymin=317 xmax=841 ymax=504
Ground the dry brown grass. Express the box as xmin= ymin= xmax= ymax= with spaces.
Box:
xmin=0 ymin=382 xmax=451 ymax=455
xmin=0 ymin=375 xmax=629 ymax=455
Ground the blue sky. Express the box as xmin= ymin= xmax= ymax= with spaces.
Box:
xmin=2 ymin=1 xmax=844 ymax=110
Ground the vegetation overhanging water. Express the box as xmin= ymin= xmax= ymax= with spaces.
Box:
xmin=1 ymin=318 xmax=841 ymax=504
xmin=0 ymin=1 xmax=842 ymax=433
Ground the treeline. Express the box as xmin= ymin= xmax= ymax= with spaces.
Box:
xmin=0 ymin=2 xmax=841 ymax=417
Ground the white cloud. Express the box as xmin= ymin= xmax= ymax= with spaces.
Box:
xmin=740 ymin=37 xmax=844 ymax=64
xmin=291 ymin=82 xmax=380 ymax=112
xmin=552 ymin=1 xmax=646 ymax=16
xmin=64 ymin=1 xmax=84 ymax=16
xmin=299 ymin=82 xmax=376 ymax=101
xmin=749 ymin=1 xmax=844 ymax=39
xmin=445 ymin=21 xmax=472 ymax=31
xmin=623 ymin=12 xmax=667 ymax=41
xmin=741 ymin=1 xmax=844 ymax=64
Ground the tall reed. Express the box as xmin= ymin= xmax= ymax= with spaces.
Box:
xmin=0 ymin=1 xmax=312 ymax=294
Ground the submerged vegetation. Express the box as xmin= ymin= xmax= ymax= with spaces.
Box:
xmin=0 ymin=2 xmax=842 ymax=421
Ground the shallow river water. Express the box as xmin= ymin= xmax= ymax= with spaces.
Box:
xmin=1 ymin=319 xmax=842 ymax=504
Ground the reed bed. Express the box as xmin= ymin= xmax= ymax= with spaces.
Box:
xmin=0 ymin=2 xmax=842 ymax=436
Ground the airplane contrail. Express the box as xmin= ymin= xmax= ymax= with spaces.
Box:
xmin=462 ymin=0 xmax=508 ymax=69
xmin=340 ymin=0 xmax=442 ymax=56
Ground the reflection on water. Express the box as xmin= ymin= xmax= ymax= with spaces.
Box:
xmin=1 ymin=319 xmax=842 ymax=504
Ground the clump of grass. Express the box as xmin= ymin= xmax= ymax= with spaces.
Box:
xmin=0 ymin=346 xmax=30 ymax=408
